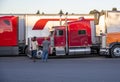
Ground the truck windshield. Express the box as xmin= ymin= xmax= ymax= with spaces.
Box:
xmin=50 ymin=30 xmax=54 ymax=36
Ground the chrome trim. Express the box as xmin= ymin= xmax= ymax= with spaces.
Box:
xmin=68 ymin=47 xmax=91 ymax=55
xmin=55 ymin=47 xmax=66 ymax=56
xmin=100 ymin=48 xmax=109 ymax=55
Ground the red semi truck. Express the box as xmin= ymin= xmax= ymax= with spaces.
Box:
xmin=49 ymin=17 xmax=95 ymax=56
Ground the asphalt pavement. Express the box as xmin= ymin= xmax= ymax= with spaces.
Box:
xmin=0 ymin=56 xmax=120 ymax=82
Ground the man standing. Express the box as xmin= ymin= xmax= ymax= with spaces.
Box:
xmin=42 ymin=37 xmax=50 ymax=62
xmin=31 ymin=36 xmax=38 ymax=62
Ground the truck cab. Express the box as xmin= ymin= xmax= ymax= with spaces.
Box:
xmin=0 ymin=16 xmax=18 ymax=55
xmin=51 ymin=18 xmax=95 ymax=56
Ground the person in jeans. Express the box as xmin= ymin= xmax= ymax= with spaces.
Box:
xmin=42 ymin=37 xmax=50 ymax=62
xmin=31 ymin=36 xmax=38 ymax=62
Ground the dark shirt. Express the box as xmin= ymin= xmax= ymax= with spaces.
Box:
xmin=42 ymin=40 xmax=50 ymax=51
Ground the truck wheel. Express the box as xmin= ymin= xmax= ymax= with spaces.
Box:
xmin=110 ymin=45 xmax=120 ymax=58
xmin=25 ymin=47 xmax=32 ymax=58
xmin=36 ymin=50 xmax=42 ymax=58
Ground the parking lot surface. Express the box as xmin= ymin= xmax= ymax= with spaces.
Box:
xmin=0 ymin=56 xmax=120 ymax=82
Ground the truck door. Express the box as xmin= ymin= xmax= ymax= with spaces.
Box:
xmin=54 ymin=26 xmax=66 ymax=55
xmin=54 ymin=27 xmax=66 ymax=47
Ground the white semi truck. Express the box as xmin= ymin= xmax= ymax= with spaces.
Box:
xmin=96 ymin=11 xmax=120 ymax=57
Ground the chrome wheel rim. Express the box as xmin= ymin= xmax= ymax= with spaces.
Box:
xmin=113 ymin=47 xmax=120 ymax=56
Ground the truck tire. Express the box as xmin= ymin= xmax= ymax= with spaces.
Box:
xmin=25 ymin=47 xmax=32 ymax=58
xmin=36 ymin=50 xmax=42 ymax=58
xmin=110 ymin=45 xmax=120 ymax=58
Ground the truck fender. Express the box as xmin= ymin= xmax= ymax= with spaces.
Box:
xmin=109 ymin=42 xmax=120 ymax=49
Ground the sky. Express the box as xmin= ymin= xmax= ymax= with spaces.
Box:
xmin=0 ymin=0 xmax=120 ymax=14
